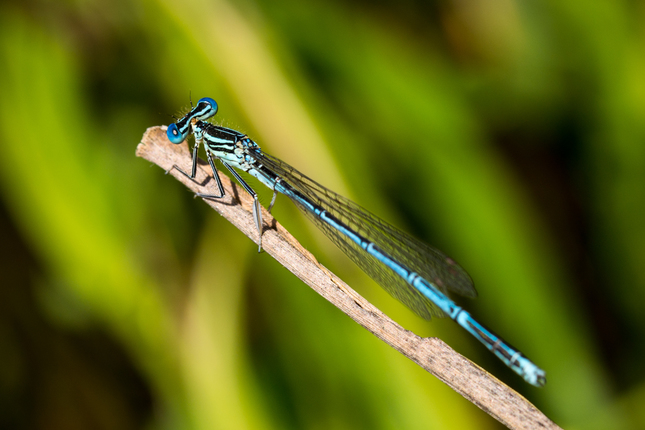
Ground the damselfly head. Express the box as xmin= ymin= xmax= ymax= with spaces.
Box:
xmin=166 ymin=97 xmax=219 ymax=144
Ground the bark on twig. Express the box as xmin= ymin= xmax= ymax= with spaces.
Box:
xmin=137 ymin=126 xmax=560 ymax=430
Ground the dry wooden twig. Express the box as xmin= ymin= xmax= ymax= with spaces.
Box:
xmin=137 ymin=126 xmax=560 ymax=430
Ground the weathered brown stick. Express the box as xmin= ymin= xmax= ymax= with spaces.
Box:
xmin=137 ymin=126 xmax=560 ymax=430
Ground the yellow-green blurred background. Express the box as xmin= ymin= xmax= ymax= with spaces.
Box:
xmin=1 ymin=0 xmax=644 ymax=429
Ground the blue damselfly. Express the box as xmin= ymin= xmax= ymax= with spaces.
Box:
xmin=166 ymin=97 xmax=546 ymax=387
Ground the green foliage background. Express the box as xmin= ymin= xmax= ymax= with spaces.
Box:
xmin=1 ymin=0 xmax=644 ymax=429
